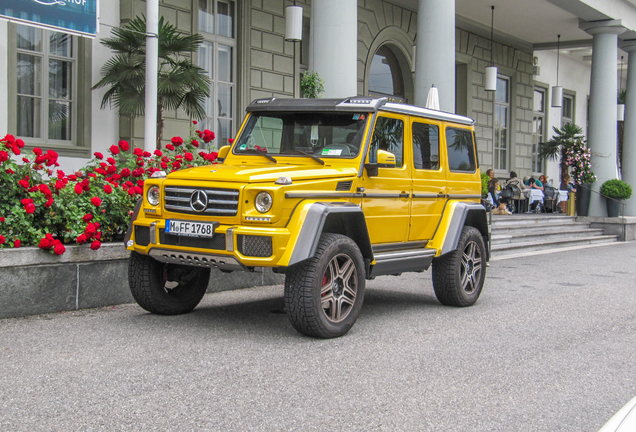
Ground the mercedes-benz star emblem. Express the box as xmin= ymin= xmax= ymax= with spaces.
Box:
xmin=190 ymin=190 xmax=208 ymax=212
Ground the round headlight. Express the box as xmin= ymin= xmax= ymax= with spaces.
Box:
xmin=147 ymin=185 xmax=160 ymax=206
xmin=255 ymin=191 xmax=273 ymax=213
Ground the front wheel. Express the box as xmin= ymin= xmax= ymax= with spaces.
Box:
xmin=284 ymin=233 xmax=366 ymax=338
xmin=128 ymin=252 xmax=210 ymax=315
xmin=432 ymin=226 xmax=486 ymax=307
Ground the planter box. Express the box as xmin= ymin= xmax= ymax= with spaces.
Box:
xmin=577 ymin=216 xmax=636 ymax=241
xmin=0 ymin=244 xmax=284 ymax=319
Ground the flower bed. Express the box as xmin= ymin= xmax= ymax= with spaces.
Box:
xmin=0 ymin=124 xmax=218 ymax=253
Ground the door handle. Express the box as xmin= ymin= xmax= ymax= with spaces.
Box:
xmin=399 ymin=192 xmax=410 ymax=198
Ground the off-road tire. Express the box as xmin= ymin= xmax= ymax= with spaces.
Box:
xmin=128 ymin=252 xmax=210 ymax=315
xmin=432 ymin=226 xmax=486 ymax=307
xmin=284 ymin=233 xmax=366 ymax=338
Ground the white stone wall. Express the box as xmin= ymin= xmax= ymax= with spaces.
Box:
xmin=56 ymin=0 xmax=123 ymax=174
xmin=0 ymin=20 xmax=7 ymax=136
xmin=534 ymin=50 xmax=591 ymax=184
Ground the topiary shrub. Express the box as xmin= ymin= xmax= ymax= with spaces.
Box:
xmin=600 ymin=179 xmax=632 ymax=200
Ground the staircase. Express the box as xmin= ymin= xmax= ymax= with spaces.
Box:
xmin=490 ymin=214 xmax=619 ymax=258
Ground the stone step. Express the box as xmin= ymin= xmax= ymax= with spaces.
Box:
xmin=491 ymin=228 xmax=606 ymax=245
xmin=491 ymin=222 xmax=596 ymax=236
xmin=490 ymin=214 xmax=576 ymax=228
xmin=490 ymin=234 xmax=619 ymax=256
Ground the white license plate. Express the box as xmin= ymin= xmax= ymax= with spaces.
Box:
xmin=165 ymin=219 xmax=216 ymax=237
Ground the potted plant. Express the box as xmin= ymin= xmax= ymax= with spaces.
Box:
xmin=300 ymin=71 xmax=325 ymax=98
xmin=600 ymin=179 xmax=632 ymax=217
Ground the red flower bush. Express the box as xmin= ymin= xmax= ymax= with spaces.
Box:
xmin=0 ymin=128 xmax=218 ymax=254
xmin=119 ymin=140 xmax=130 ymax=151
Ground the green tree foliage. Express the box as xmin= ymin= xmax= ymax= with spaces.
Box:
xmin=300 ymin=71 xmax=325 ymax=98
xmin=93 ymin=16 xmax=211 ymax=147
xmin=539 ymin=123 xmax=584 ymax=190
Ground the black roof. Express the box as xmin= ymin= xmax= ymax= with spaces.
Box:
xmin=245 ymin=96 xmax=474 ymax=126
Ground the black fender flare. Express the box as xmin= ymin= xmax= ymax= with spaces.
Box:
xmin=440 ymin=202 xmax=489 ymax=257
xmin=123 ymin=198 xmax=143 ymax=246
xmin=288 ymin=202 xmax=373 ymax=266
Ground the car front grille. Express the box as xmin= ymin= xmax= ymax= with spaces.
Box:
xmin=164 ymin=186 xmax=239 ymax=216
xmin=237 ymin=235 xmax=273 ymax=257
xmin=159 ymin=229 xmax=226 ymax=250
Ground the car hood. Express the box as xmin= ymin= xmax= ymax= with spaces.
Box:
xmin=166 ymin=163 xmax=359 ymax=183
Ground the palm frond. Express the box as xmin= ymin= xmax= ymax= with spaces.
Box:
xmin=94 ymin=14 xmax=210 ymax=140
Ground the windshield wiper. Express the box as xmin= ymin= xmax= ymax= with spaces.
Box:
xmin=238 ymin=149 xmax=277 ymax=163
xmin=287 ymin=150 xmax=325 ymax=165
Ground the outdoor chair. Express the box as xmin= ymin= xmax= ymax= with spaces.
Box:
xmin=502 ymin=184 xmax=524 ymax=213
xmin=543 ymin=187 xmax=558 ymax=213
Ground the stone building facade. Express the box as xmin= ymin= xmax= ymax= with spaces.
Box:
xmin=116 ymin=0 xmax=536 ymax=177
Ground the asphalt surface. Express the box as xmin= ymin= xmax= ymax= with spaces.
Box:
xmin=1 ymin=242 xmax=636 ymax=431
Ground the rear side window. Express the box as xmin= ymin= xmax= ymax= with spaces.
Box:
xmin=412 ymin=122 xmax=439 ymax=170
xmin=445 ymin=127 xmax=476 ymax=172
xmin=369 ymin=116 xmax=404 ymax=167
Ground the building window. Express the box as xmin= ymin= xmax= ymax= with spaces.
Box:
xmin=368 ymin=45 xmax=405 ymax=102
xmin=16 ymin=25 xmax=74 ymax=142
xmin=198 ymin=0 xmax=236 ymax=149
xmin=532 ymin=88 xmax=546 ymax=174
xmin=494 ymin=76 xmax=509 ymax=171
xmin=562 ymin=94 xmax=574 ymax=126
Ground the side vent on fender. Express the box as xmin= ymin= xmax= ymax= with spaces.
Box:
xmin=336 ymin=181 xmax=353 ymax=191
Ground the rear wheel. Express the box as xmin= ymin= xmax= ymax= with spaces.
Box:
xmin=128 ymin=252 xmax=210 ymax=315
xmin=432 ymin=226 xmax=486 ymax=307
xmin=284 ymin=233 xmax=365 ymax=338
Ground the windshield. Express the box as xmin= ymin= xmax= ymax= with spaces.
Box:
xmin=233 ymin=112 xmax=369 ymax=158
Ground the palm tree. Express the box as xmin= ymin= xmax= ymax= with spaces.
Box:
xmin=539 ymin=122 xmax=583 ymax=190
xmin=93 ymin=16 xmax=211 ymax=147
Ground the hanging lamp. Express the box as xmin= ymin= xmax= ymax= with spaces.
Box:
xmin=551 ymin=35 xmax=563 ymax=107
xmin=485 ymin=6 xmax=497 ymax=91
xmin=285 ymin=2 xmax=303 ymax=41
xmin=618 ymin=55 xmax=625 ymax=121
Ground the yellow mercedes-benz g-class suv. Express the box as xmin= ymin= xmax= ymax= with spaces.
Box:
xmin=126 ymin=97 xmax=489 ymax=338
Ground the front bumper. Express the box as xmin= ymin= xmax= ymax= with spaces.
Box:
xmin=128 ymin=216 xmax=292 ymax=270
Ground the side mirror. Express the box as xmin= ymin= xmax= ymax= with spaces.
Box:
xmin=364 ymin=149 xmax=396 ymax=177
xmin=377 ymin=149 xmax=396 ymax=167
xmin=217 ymin=145 xmax=230 ymax=162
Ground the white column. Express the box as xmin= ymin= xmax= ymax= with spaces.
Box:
xmin=582 ymin=21 xmax=625 ymax=217
xmin=414 ymin=0 xmax=455 ymax=112
xmin=308 ymin=0 xmax=357 ymax=98
xmin=622 ymin=43 xmax=636 ymax=215
xmin=144 ymin=0 xmax=159 ymax=151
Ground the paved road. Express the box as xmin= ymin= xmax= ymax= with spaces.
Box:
xmin=1 ymin=242 xmax=635 ymax=431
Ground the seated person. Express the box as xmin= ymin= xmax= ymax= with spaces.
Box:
xmin=488 ymin=178 xmax=510 ymax=215
xmin=539 ymin=174 xmax=551 ymax=189
xmin=526 ymin=176 xmax=544 ymax=191
xmin=503 ymin=171 xmax=526 ymax=190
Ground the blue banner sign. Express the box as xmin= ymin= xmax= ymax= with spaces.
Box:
xmin=0 ymin=0 xmax=97 ymax=37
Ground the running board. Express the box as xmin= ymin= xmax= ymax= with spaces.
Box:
xmin=369 ymin=248 xmax=436 ymax=278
